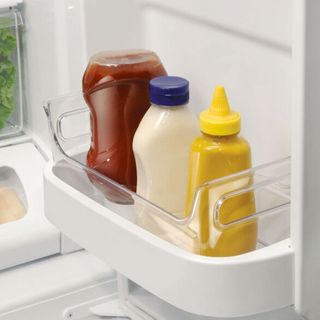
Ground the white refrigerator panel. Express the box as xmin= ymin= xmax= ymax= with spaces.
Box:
xmin=83 ymin=0 xmax=292 ymax=165
xmin=0 ymin=0 xmax=314 ymax=319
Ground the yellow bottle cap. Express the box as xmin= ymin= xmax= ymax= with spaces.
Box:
xmin=200 ymin=85 xmax=241 ymax=136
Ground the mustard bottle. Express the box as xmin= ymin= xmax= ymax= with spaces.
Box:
xmin=186 ymin=86 xmax=257 ymax=257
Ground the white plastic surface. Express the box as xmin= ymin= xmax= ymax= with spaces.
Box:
xmin=0 ymin=143 xmax=59 ymax=271
xmin=22 ymin=0 xmax=87 ymax=149
xmin=21 ymin=0 xmax=291 ymax=165
xmin=127 ymin=283 xmax=301 ymax=320
xmin=291 ymin=1 xmax=320 ymax=319
xmin=0 ymin=134 xmax=30 ymax=148
xmin=83 ymin=0 xmax=292 ymax=166
xmin=0 ymin=251 xmax=116 ymax=318
xmin=44 ymin=160 xmax=293 ymax=318
xmin=90 ymin=298 xmax=128 ymax=318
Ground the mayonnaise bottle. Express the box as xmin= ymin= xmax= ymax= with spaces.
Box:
xmin=133 ymin=76 xmax=198 ymax=249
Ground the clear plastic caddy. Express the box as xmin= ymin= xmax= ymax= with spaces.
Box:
xmin=43 ymin=91 xmax=293 ymax=318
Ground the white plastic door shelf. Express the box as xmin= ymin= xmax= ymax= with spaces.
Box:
xmin=43 ymin=92 xmax=293 ymax=318
xmin=44 ymin=160 xmax=293 ymax=318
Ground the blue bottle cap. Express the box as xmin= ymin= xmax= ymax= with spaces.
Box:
xmin=150 ymin=76 xmax=189 ymax=106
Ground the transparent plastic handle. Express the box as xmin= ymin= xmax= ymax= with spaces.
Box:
xmin=213 ymin=174 xmax=290 ymax=230
xmin=56 ymin=108 xmax=90 ymax=141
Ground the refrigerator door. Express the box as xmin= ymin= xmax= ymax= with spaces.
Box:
xmin=0 ymin=0 xmax=310 ymax=319
xmin=40 ymin=0 xmax=295 ymax=319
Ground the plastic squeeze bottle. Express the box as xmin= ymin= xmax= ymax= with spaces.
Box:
xmin=133 ymin=76 xmax=199 ymax=249
xmin=185 ymin=86 xmax=257 ymax=257
xmin=83 ymin=50 xmax=166 ymax=202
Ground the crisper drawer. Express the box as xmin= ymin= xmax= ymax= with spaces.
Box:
xmin=0 ymin=5 xmax=24 ymax=140
xmin=43 ymin=92 xmax=293 ymax=318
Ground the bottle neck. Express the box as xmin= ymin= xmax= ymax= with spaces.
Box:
xmin=201 ymin=131 xmax=239 ymax=140
xmin=152 ymin=103 xmax=187 ymax=110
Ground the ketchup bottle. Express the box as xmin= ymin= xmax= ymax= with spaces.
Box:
xmin=82 ymin=50 xmax=167 ymax=202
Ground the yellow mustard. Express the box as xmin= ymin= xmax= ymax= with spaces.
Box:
xmin=186 ymin=86 xmax=257 ymax=257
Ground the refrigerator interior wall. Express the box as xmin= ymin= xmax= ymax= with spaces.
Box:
xmin=22 ymin=0 xmax=87 ymax=151
xmin=14 ymin=0 xmax=292 ymax=163
xmin=83 ymin=0 xmax=292 ymax=165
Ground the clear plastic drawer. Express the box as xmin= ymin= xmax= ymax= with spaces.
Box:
xmin=0 ymin=7 xmax=24 ymax=138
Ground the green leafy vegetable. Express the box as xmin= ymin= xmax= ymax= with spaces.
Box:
xmin=0 ymin=21 xmax=16 ymax=129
